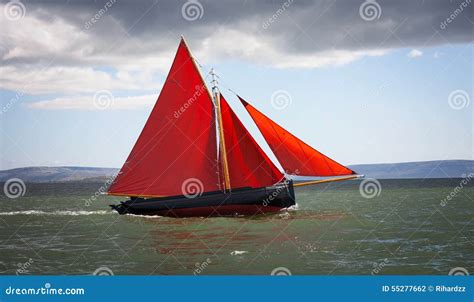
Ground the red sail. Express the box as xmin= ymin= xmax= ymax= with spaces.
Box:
xmin=239 ymin=97 xmax=355 ymax=177
xmin=220 ymin=95 xmax=284 ymax=189
xmin=108 ymin=39 xmax=219 ymax=197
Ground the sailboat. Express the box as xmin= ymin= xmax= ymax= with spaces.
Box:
xmin=108 ymin=37 xmax=359 ymax=217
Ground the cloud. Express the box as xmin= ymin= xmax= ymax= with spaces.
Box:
xmin=407 ymin=49 xmax=423 ymax=58
xmin=27 ymin=94 xmax=157 ymax=110
xmin=0 ymin=0 xmax=472 ymax=108
xmin=0 ymin=66 xmax=159 ymax=95
xmin=195 ymin=28 xmax=390 ymax=68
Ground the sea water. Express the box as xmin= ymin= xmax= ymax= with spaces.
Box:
xmin=0 ymin=179 xmax=472 ymax=275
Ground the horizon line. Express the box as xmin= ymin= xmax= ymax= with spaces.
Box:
xmin=1 ymin=159 xmax=473 ymax=172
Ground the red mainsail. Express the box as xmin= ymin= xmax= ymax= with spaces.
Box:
xmin=108 ymin=39 xmax=220 ymax=197
xmin=220 ymin=95 xmax=283 ymax=189
xmin=239 ymin=97 xmax=355 ymax=177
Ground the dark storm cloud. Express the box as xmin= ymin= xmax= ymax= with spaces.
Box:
xmin=18 ymin=0 xmax=473 ymax=51
xmin=0 ymin=0 xmax=472 ymax=95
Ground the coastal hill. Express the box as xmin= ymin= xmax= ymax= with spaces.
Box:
xmin=349 ymin=160 xmax=473 ymax=179
xmin=0 ymin=166 xmax=118 ymax=183
xmin=0 ymin=160 xmax=472 ymax=183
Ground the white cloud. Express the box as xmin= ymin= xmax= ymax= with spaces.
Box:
xmin=0 ymin=5 xmax=393 ymax=99
xmin=197 ymin=29 xmax=390 ymax=69
xmin=27 ymin=94 xmax=157 ymax=110
xmin=0 ymin=66 xmax=159 ymax=95
xmin=407 ymin=49 xmax=423 ymax=58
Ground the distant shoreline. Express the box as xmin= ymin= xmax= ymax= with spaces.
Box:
xmin=0 ymin=160 xmax=472 ymax=183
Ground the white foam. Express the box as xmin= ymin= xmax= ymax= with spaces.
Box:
xmin=283 ymin=203 xmax=299 ymax=211
xmin=0 ymin=210 xmax=114 ymax=216
xmin=230 ymin=250 xmax=248 ymax=256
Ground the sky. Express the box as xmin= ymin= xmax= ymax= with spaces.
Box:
xmin=0 ymin=0 xmax=473 ymax=170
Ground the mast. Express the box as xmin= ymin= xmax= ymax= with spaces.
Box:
xmin=180 ymin=36 xmax=230 ymax=192
xmin=211 ymin=68 xmax=231 ymax=192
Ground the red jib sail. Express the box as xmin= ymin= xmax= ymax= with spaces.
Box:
xmin=108 ymin=39 xmax=219 ymax=197
xmin=220 ymin=95 xmax=283 ymax=188
xmin=239 ymin=97 xmax=355 ymax=177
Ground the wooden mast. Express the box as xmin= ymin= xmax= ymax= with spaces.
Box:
xmin=210 ymin=68 xmax=231 ymax=192
xmin=293 ymin=175 xmax=360 ymax=187
xmin=180 ymin=36 xmax=231 ymax=192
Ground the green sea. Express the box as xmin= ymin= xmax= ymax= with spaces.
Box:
xmin=0 ymin=179 xmax=472 ymax=275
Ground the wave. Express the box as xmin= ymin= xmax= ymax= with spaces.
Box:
xmin=0 ymin=210 xmax=114 ymax=216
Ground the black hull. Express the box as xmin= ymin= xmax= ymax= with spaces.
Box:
xmin=110 ymin=182 xmax=295 ymax=217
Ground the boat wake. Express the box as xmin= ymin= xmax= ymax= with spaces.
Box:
xmin=0 ymin=210 xmax=114 ymax=216
xmin=124 ymin=213 xmax=163 ymax=219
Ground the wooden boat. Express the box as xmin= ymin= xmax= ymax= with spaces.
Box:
xmin=108 ymin=37 xmax=358 ymax=217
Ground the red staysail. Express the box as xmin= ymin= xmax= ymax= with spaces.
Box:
xmin=108 ymin=39 xmax=219 ymax=197
xmin=239 ymin=97 xmax=355 ymax=177
xmin=220 ymin=95 xmax=284 ymax=189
